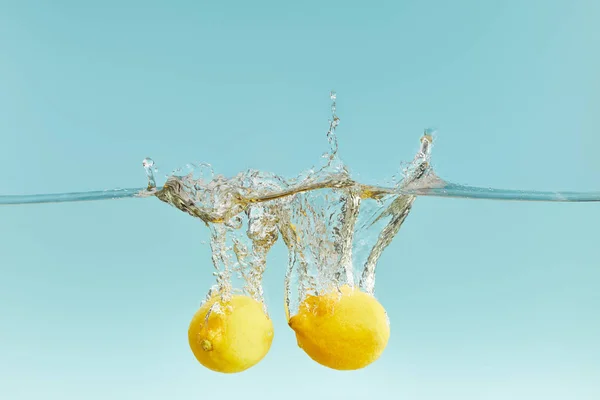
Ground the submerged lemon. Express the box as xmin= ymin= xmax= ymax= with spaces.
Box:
xmin=188 ymin=293 xmax=274 ymax=373
xmin=288 ymin=285 xmax=390 ymax=370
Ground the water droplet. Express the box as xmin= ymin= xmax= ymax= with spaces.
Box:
xmin=142 ymin=157 xmax=154 ymax=168
xmin=331 ymin=117 xmax=340 ymax=129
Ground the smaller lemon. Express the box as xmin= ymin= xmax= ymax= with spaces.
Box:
xmin=289 ymin=285 xmax=390 ymax=370
xmin=188 ymin=293 xmax=274 ymax=373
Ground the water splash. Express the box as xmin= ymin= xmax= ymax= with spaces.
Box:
xmin=143 ymin=157 xmax=157 ymax=190
xmin=357 ymin=132 xmax=437 ymax=295
xmin=1 ymin=92 xmax=599 ymax=319
xmin=151 ymin=93 xmax=441 ymax=317
xmin=326 ymin=90 xmax=340 ymax=158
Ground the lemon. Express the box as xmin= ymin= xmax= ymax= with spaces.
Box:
xmin=188 ymin=293 xmax=274 ymax=373
xmin=288 ymin=285 xmax=390 ymax=370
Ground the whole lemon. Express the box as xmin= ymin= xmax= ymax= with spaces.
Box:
xmin=288 ymin=285 xmax=390 ymax=370
xmin=188 ymin=293 xmax=274 ymax=373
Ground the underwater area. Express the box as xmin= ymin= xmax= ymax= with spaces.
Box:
xmin=1 ymin=1 xmax=599 ymax=400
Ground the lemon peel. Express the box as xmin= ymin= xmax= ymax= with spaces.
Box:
xmin=288 ymin=285 xmax=390 ymax=370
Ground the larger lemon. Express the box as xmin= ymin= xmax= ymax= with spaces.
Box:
xmin=188 ymin=293 xmax=274 ymax=373
xmin=288 ymin=285 xmax=390 ymax=370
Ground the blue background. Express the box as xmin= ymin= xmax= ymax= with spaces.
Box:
xmin=1 ymin=1 xmax=599 ymax=399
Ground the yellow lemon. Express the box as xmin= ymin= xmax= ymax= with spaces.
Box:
xmin=288 ymin=285 xmax=390 ymax=370
xmin=188 ymin=293 xmax=274 ymax=373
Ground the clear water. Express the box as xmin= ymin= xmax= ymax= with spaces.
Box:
xmin=2 ymin=90 xmax=599 ymax=399
xmin=2 ymin=3 xmax=600 ymax=398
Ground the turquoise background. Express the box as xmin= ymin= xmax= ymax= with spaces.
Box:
xmin=1 ymin=1 xmax=599 ymax=399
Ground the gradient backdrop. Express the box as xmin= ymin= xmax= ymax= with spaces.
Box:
xmin=1 ymin=1 xmax=599 ymax=399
